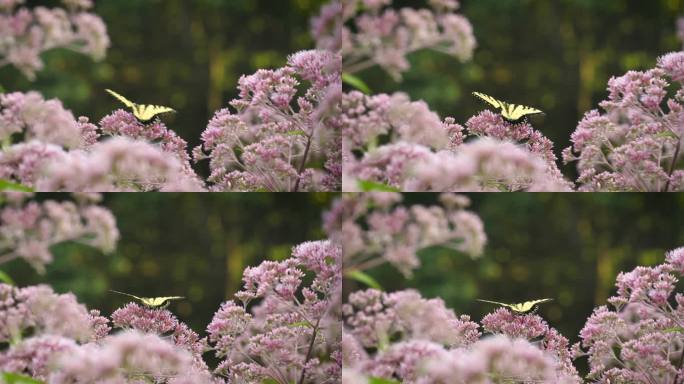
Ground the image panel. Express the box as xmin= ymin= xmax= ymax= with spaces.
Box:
xmin=342 ymin=0 xmax=684 ymax=192
xmin=0 ymin=0 xmax=341 ymax=192
xmin=339 ymin=192 xmax=684 ymax=382
xmin=0 ymin=193 xmax=341 ymax=383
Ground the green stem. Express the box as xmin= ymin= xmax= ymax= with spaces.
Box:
xmin=297 ymin=318 xmax=320 ymax=384
xmin=664 ymin=138 xmax=681 ymax=192
xmin=293 ymin=135 xmax=313 ymax=192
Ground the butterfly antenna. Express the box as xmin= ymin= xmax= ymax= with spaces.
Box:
xmin=476 ymin=299 xmax=502 ymax=305
xmin=109 ymin=290 xmax=138 ymax=299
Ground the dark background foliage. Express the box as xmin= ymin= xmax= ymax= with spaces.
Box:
xmin=350 ymin=193 xmax=684 ymax=374
xmin=0 ymin=0 xmax=327 ymax=178
xmin=354 ymin=0 xmax=683 ymax=179
xmin=3 ymin=193 xmax=335 ymax=337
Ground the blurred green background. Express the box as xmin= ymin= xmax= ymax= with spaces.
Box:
xmin=3 ymin=193 xmax=335 ymax=338
xmin=346 ymin=193 xmax=684 ymax=372
xmin=0 ymin=0 xmax=327 ymax=178
xmin=353 ymin=0 xmax=683 ymax=180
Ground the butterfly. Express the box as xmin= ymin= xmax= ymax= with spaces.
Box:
xmin=477 ymin=298 xmax=553 ymax=315
xmin=110 ymin=290 xmax=184 ymax=309
xmin=472 ymin=92 xmax=544 ymax=123
xmin=105 ymin=89 xmax=175 ymax=123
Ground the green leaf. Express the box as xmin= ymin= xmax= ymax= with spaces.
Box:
xmin=369 ymin=378 xmax=401 ymax=384
xmin=0 ymin=180 xmax=34 ymax=192
xmin=664 ymin=327 xmax=684 ymax=333
xmin=0 ymin=372 xmax=45 ymax=384
xmin=0 ymin=270 xmax=14 ymax=285
xmin=286 ymin=130 xmax=306 ymax=136
xmin=342 ymin=73 xmax=372 ymax=94
xmin=346 ymin=270 xmax=382 ymax=290
xmin=655 ymin=131 xmax=678 ymax=139
xmin=287 ymin=321 xmax=312 ymax=328
xmin=357 ymin=180 xmax=400 ymax=192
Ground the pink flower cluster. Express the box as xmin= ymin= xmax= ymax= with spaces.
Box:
xmin=325 ymin=192 xmax=486 ymax=276
xmin=416 ymin=335 xmax=576 ymax=384
xmin=0 ymin=193 xmax=118 ymax=272
xmin=343 ymin=288 xmax=480 ymax=350
xmin=49 ymin=331 xmax=215 ymax=384
xmin=481 ymin=308 xmax=580 ymax=382
xmin=1 ymin=295 xmax=215 ymax=383
xmin=193 ymin=50 xmax=342 ymax=192
xmin=0 ymin=91 xmax=204 ymax=191
xmin=0 ymin=283 xmax=110 ymax=379
xmin=0 ymin=1 xmax=343 ymax=192
xmin=111 ymin=303 xmax=210 ymax=372
xmin=342 ymin=287 xmax=580 ymax=384
xmin=0 ymin=283 xmax=108 ymax=345
xmin=0 ymin=0 xmax=109 ymax=80
xmin=311 ymin=1 xmax=342 ymax=52
xmin=564 ymin=51 xmax=684 ymax=191
xmin=342 ymin=0 xmax=476 ymax=80
xmin=39 ymin=137 xmax=205 ymax=192
xmin=576 ymin=247 xmax=684 ymax=383
xmin=206 ymin=240 xmax=341 ymax=384
xmin=341 ymin=91 xmax=571 ymax=192
xmin=0 ymin=239 xmax=340 ymax=383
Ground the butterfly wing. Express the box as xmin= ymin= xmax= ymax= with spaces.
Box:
xmin=479 ymin=298 xmax=552 ymax=314
xmin=134 ymin=105 xmax=176 ymax=122
xmin=503 ymin=105 xmax=544 ymax=122
xmin=159 ymin=296 xmax=185 ymax=302
xmin=473 ymin=92 xmax=505 ymax=111
xmin=512 ymin=298 xmax=553 ymax=313
xmin=110 ymin=290 xmax=143 ymax=302
xmin=106 ymin=89 xmax=136 ymax=109
xmin=141 ymin=296 xmax=185 ymax=308
xmin=476 ymin=299 xmax=515 ymax=310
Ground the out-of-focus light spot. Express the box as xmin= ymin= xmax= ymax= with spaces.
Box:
xmin=639 ymin=250 xmax=661 ymax=266
xmin=665 ymin=0 xmax=682 ymax=12
xmin=484 ymin=262 xmax=502 ymax=279
xmin=114 ymin=257 xmax=132 ymax=274
xmin=511 ymin=265 xmax=529 ymax=281
xmin=122 ymin=67 xmax=142 ymax=83
xmin=189 ymin=285 xmax=204 ymax=301
xmin=542 ymin=94 xmax=557 ymax=109
xmin=177 ymin=301 xmax=192 ymax=317
xmin=559 ymin=290 xmax=573 ymax=306
xmin=172 ymin=93 xmax=187 ymax=109
xmin=494 ymin=67 xmax=512 ymax=84
xmin=141 ymin=260 xmax=159 ymax=277
xmin=548 ymin=306 xmax=562 ymax=322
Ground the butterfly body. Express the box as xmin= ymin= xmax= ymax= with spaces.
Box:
xmin=477 ymin=298 xmax=553 ymax=315
xmin=106 ymin=89 xmax=175 ymax=122
xmin=472 ymin=92 xmax=544 ymax=123
xmin=110 ymin=290 xmax=184 ymax=309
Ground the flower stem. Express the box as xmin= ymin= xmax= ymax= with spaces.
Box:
xmin=0 ymin=252 xmax=18 ymax=266
xmin=675 ymin=347 xmax=684 ymax=384
xmin=293 ymin=134 xmax=313 ymax=192
xmin=343 ymin=60 xmax=376 ymax=75
xmin=664 ymin=138 xmax=682 ymax=192
xmin=297 ymin=318 xmax=320 ymax=384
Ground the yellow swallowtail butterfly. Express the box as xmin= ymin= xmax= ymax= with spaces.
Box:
xmin=477 ymin=298 xmax=553 ymax=315
xmin=110 ymin=290 xmax=184 ymax=309
xmin=105 ymin=89 xmax=175 ymax=122
xmin=473 ymin=92 xmax=544 ymax=123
